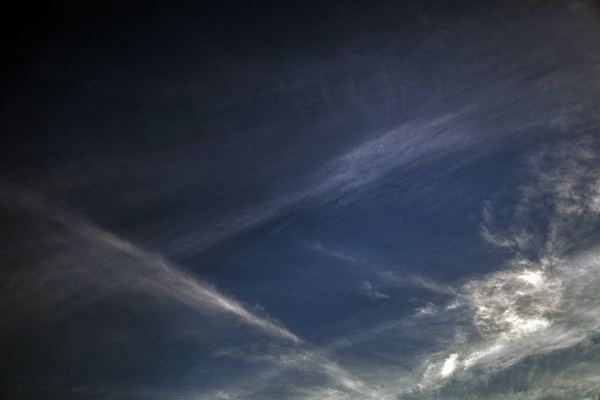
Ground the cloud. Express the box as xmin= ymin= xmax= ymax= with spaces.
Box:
xmin=203 ymin=137 xmax=600 ymax=399
xmin=406 ymin=138 xmax=600 ymax=397
xmin=312 ymin=109 xmax=480 ymax=197
xmin=362 ymin=281 xmax=390 ymax=300
xmin=175 ymin=345 xmax=383 ymax=400
xmin=481 ymin=137 xmax=600 ymax=260
xmin=167 ymin=110 xmax=485 ymax=260
xmin=377 ymin=270 xmax=457 ymax=296
xmin=1 ymin=187 xmax=313 ymax=399
xmin=79 ymin=137 xmax=600 ymax=399
xmin=5 ymin=1 xmax=600 ymax=397
xmin=0 ymin=187 xmax=300 ymax=344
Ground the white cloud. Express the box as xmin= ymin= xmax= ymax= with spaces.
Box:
xmin=313 ymin=109 xmax=479 ymax=198
xmin=441 ymin=354 xmax=458 ymax=377
xmin=410 ymin=139 xmax=600 ymax=395
xmin=378 ymin=270 xmax=457 ymax=296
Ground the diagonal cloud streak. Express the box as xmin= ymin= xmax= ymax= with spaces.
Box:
xmin=0 ymin=187 xmax=300 ymax=344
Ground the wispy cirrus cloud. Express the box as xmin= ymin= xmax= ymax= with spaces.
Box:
xmin=168 ymin=108 xmax=486 ymax=260
xmin=185 ymin=138 xmax=600 ymax=400
xmin=481 ymin=138 xmax=600 ymax=259
xmin=401 ymin=138 xmax=600 ymax=398
xmin=0 ymin=188 xmax=300 ymax=344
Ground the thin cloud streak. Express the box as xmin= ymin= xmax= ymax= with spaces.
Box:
xmin=170 ymin=109 xmax=485 ymax=260
xmin=0 ymin=189 xmax=300 ymax=344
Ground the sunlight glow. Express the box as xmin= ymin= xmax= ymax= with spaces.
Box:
xmin=441 ymin=354 xmax=458 ymax=377
xmin=518 ymin=270 xmax=543 ymax=286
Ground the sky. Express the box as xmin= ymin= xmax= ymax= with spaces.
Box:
xmin=2 ymin=0 xmax=600 ymax=399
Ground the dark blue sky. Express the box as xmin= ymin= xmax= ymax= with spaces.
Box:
xmin=2 ymin=1 xmax=600 ymax=399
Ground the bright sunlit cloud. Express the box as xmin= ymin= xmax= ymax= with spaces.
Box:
xmin=441 ymin=353 xmax=458 ymax=377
